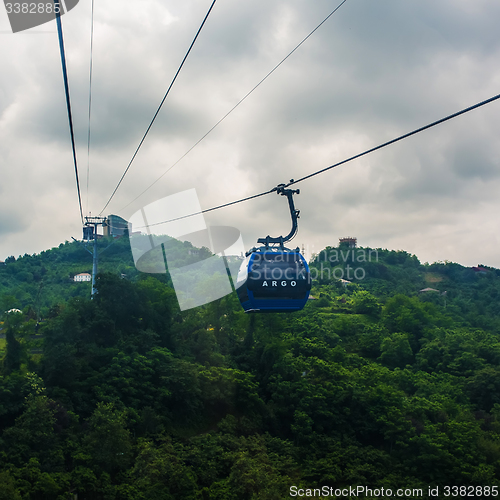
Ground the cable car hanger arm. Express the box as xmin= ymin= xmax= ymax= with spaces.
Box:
xmin=257 ymin=181 xmax=300 ymax=248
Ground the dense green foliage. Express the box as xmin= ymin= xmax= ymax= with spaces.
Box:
xmin=0 ymin=237 xmax=140 ymax=316
xmin=1 ymin=240 xmax=500 ymax=498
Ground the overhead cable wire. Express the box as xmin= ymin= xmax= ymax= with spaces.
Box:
xmin=99 ymin=0 xmax=218 ymax=215
xmin=54 ymin=0 xmax=84 ymax=223
xmin=120 ymin=0 xmax=350 ymax=213
xmin=140 ymin=189 xmax=275 ymax=229
xmin=86 ymin=0 xmax=95 ymax=216
xmin=142 ymin=91 xmax=500 ymax=229
xmin=287 ymin=92 xmax=500 ymax=187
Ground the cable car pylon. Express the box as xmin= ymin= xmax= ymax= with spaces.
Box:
xmin=72 ymin=216 xmax=108 ymax=298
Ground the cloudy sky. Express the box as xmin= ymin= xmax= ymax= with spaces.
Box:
xmin=1 ymin=0 xmax=500 ymax=268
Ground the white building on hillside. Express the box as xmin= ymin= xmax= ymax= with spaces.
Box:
xmin=74 ymin=273 xmax=91 ymax=282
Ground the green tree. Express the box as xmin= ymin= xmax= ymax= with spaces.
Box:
xmin=383 ymin=295 xmax=430 ymax=337
xmin=379 ymin=333 xmax=414 ymax=369
xmin=352 ymin=290 xmax=382 ymax=317
xmin=1 ymin=373 xmax=59 ymax=468
xmin=130 ymin=438 xmax=197 ymax=500
xmin=83 ymin=402 xmax=133 ymax=475
xmin=2 ymin=311 xmax=27 ymax=374
xmin=0 ymin=470 xmax=21 ymax=500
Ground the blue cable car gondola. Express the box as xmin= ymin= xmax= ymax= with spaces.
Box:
xmin=236 ymin=183 xmax=311 ymax=312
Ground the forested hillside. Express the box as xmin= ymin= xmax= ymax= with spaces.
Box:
xmin=1 ymin=238 xmax=500 ymax=499
xmin=0 ymin=237 xmax=140 ymax=315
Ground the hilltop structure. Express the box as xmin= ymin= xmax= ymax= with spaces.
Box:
xmin=339 ymin=237 xmax=357 ymax=248
xmin=103 ymin=215 xmax=128 ymax=238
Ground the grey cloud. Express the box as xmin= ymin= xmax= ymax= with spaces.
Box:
xmin=2 ymin=0 xmax=500 ymax=267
